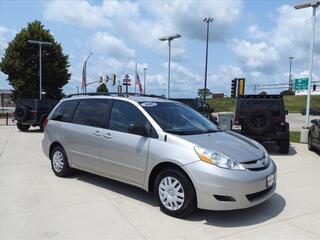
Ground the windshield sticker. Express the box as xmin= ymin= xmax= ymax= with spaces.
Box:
xmin=141 ymin=102 xmax=157 ymax=107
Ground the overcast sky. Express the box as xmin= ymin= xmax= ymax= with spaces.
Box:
xmin=0 ymin=0 xmax=319 ymax=97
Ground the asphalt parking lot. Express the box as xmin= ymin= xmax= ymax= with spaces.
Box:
xmin=0 ymin=126 xmax=319 ymax=240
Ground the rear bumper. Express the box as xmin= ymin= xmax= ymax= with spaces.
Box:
xmin=183 ymin=160 xmax=277 ymax=211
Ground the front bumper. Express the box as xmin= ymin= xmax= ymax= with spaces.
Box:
xmin=183 ymin=159 xmax=277 ymax=211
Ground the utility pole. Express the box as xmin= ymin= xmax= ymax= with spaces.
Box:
xmin=143 ymin=68 xmax=147 ymax=94
xmin=203 ymin=17 xmax=214 ymax=103
xmin=294 ymin=1 xmax=319 ymax=127
xmin=288 ymin=57 xmax=294 ymax=91
xmin=159 ymin=34 xmax=181 ymax=99
xmin=28 ymin=40 xmax=53 ymax=99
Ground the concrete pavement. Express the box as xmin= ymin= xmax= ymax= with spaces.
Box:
xmin=286 ymin=113 xmax=319 ymax=131
xmin=0 ymin=125 xmax=319 ymax=240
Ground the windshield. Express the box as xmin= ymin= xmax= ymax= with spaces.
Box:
xmin=140 ymin=101 xmax=219 ymax=135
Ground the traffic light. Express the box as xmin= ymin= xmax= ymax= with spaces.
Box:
xmin=313 ymin=84 xmax=317 ymax=91
xmin=238 ymin=78 xmax=245 ymax=96
xmin=112 ymin=74 xmax=116 ymax=86
xmin=231 ymin=79 xmax=237 ymax=98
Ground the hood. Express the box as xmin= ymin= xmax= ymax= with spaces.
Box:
xmin=179 ymin=131 xmax=264 ymax=163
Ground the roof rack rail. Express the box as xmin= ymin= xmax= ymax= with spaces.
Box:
xmin=64 ymin=92 xmax=123 ymax=98
xmin=64 ymin=92 xmax=166 ymax=99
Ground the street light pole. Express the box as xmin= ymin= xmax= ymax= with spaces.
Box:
xmin=143 ymin=68 xmax=147 ymax=94
xmin=28 ymin=40 xmax=53 ymax=99
xmin=288 ymin=57 xmax=294 ymax=91
xmin=83 ymin=52 xmax=93 ymax=93
xmin=203 ymin=17 xmax=213 ymax=103
xmin=159 ymin=34 xmax=181 ymax=99
xmin=294 ymin=1 xmax=319 ymax=127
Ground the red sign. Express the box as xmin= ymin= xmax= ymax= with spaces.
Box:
xmin=123 ymin=74 xmax=131 ymax=86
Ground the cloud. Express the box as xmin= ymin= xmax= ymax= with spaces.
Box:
xmin=44 ymin=0 xmax=109 ymax=28
xmin=247 ymin=25 xmax=269 ymax=39
xmin=231 ymin=40 xmax=279 ymax=71
xmin=0 ymin=25 xmax=15 ymax=56
xmin=91 ymin=32 xmax=135 ymax=60
xmin=232 ymin=4 xmax=319 ymax=75
xmin=143 ymin=0 xmax=243 ymax=41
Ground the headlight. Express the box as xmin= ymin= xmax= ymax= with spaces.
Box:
xmin=194 ymin=146 xmax=245 ymax=171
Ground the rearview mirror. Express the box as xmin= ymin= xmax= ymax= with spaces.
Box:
xmin=128 ymin=123 xmax=148 ymax=137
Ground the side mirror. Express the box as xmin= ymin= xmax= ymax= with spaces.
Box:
xmin=285 ymin=110 xmax=288 ymax=115
xmin=128 ymin=123 xmax=148 ymax=137
xmin=210 ymin=107 xmax=214 ymax=113
xmin=209 ymin=115 xmax=218 ymax=125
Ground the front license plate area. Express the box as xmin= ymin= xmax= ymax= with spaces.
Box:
xmin=266 ymin=174 xmax=275 ymax=188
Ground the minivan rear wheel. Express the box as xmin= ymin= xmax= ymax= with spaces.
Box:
xmin=154 ymin=168 xmax=196 ymax=218
xmin=50 ymin=145 xmax=71 ymax=177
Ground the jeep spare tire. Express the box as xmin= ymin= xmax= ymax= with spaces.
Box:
xmin=245 ymin=108 xmax=273 ymax=135
xmin=15 ymin=106 xmax=30 ymax=122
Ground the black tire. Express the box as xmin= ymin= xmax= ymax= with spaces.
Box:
xmin=50 ymin=145 xmax=71 ymax=177
xmin=245 ymin=108 xmax=273 ymax=135
xmin=39 ymin=125 xmax=44 ymax=132
xmin=279 ymin=138 xmax=290 ymax=154
xmin=17 ymin=122 xmax=30 ymax=132
xmin=15 ymin=106 xmax=30 ymax=122
xmin=154 ymin=168 xmax=196 ymax=218
xmin=308 ymin=134 xmax=315 ymax=151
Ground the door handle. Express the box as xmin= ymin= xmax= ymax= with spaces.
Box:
xmin=103 ymin=133 xmax=112 ymax=139
xmin=93 ymin=130 xmax=101 ymax=136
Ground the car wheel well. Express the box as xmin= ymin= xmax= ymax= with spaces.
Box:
xmin=49 ymin=142 xmax=63 ymax=158
xmin=148 ymin=162 xmax=196 ymax=194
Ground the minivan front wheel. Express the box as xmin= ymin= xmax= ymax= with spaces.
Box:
xmin=154 ymin=168 xmax=196 ymax=218
xmin=50 ymin=146 xmax=71 ymax=177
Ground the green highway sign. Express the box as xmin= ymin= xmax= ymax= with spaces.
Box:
xmin=294 ymin=78 xmax=309 ymax=91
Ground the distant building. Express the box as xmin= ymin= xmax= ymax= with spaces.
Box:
xmin=0 ymin=89 xmax=14 ymax=107
xmin=212 ymin=93 xmax=224 ymax=98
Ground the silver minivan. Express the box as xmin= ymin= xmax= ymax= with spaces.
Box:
xmin=42 ymin=95 xmax=276 ymax=217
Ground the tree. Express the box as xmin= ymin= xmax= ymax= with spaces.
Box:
xmin=0 ymin=21 xmax=70 ymax=100
xmin=197 ymin=88 xmax=212 ymax=99
xmin=259 ymin=91 xmax=267 ymax=95
xmin=280 ymin=90 xmax=294 ymax=96
xmin=96 ymin=83 xmax=108 ymax=93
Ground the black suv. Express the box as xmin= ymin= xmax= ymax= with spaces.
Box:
xmin=15 ymin=99 xmax=58 ymax=131
xmin=234 ymin=95 xmax=290 ymax=154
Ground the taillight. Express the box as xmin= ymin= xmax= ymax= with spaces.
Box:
xmin=30 ymin=110 xmax=37 ymax=116
xmin=43 ymin=118 xmax=49 ymax=127
xmin=279 ymin=116 xmax=285 ymax=126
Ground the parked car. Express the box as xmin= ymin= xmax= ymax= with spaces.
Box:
xmin=15 ymin=99 xmax=58 ymax=131
xmin=42 ymin=93 xmax=276 ymax=217
xmin=308 ymin=119 xmax=320 ymax=151
xmin=301 ymin=108 xmax=320 ymax=116
xmin=234 ymin=95 xmax=290 ymax=154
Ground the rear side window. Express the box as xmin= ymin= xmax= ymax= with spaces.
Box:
xmin=73 ymin=99 xmax=109 ymax=128
xmin=51 ymin=100 xmax=79 ymax=122
xmin=109 ymin=101 xmax=147 ymax=133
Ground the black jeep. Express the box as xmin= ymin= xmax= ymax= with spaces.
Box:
xmin=234 ymin=95 xmax=290 ymax=154
xmin=15 ymin=99 xmax=58 ymax=131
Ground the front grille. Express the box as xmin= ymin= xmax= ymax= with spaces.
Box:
xmin=241 ymin=157 xmax=269 ymax=171
xmin=246 ymin=187 xmax=273 ymax=202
